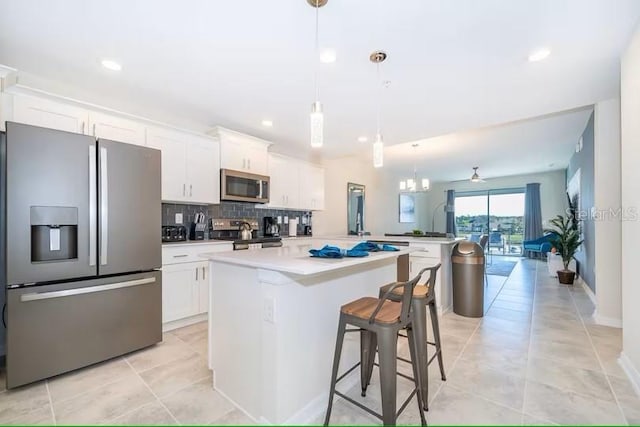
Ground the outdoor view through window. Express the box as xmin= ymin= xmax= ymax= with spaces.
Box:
xmin=455 ymin=190 xmax=525 ymax=256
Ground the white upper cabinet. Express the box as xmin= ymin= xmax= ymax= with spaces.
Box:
xmin=268 ymin=153 xmax=325 ymax=211
xmin=186 ymin=135 xmax=220 ymax=204
xmin=146 ymin=126 xmax=219 ymax=204
xmin=12 ymin=94 xmax=89 ymax=134
xmin=299 ymin=163 xmax=325 ymax=211
xmin=268 ymin=154 xmax=300 ymax=209
xmin=211 ymin=127 xmax=271 ymax=175
xmin=88 ymin=111 xmax=146 ymax=146
xmin=146 ymin=126 xmax=189 ymax=202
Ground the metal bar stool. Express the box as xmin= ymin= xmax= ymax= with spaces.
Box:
xmin=364 ymin=263 xmax=445 ymax=411
xmin=323 ymin=270 xmax=431 ymax=426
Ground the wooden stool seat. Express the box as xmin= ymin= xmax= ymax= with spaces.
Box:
xmin=380 ymin=282 xmax=429 ymax=299
xmin=341 ymin=297 xmax=401 ymax=324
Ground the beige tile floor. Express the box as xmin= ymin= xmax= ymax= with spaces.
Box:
xmin=0 ymin=258 xmax=637 ymax=425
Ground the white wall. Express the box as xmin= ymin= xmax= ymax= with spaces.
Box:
xmin=620 ymin=22 xmax=640 ymax=393
xmin=313 ymin=156 xmax=431 ymax=236
xmin=427 ymin=170 xmax=568 ymax=233
xmin=593 ymin=99 xmax=622 ymax=327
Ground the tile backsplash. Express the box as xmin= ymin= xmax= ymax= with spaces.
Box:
xmin=162 ymin=202 xmax=312 ymax=237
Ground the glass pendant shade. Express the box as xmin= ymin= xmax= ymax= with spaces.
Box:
xmin=310 ymin=101 xmax=323 ymax=148
xmin=399 ymin=181 xmax=406 ymax=191
xmin=422 ymin=178 xmax=430 ymax=190
xmin=373 ymin=134 xmax=384 ymax=168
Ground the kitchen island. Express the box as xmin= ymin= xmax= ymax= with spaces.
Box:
xmin=201 ymin=241 xmax=419 ymax=424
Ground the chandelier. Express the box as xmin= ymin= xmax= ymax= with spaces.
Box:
xmin=399 ymin=144 xmax=430 ymax=192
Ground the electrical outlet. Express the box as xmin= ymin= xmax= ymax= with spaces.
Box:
xmin=277 ymin=216 xmax=282 ymax=224
xmin=175 ymin=213 xmax=183 ymax=224
xmin=284 ymin=216 xmax=289 ymax=224
xmin=263 ymin=297 xmax=276 ymax=323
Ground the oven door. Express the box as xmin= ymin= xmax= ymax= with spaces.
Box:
xmin=221 ymin=169 xmax=270 ymax=203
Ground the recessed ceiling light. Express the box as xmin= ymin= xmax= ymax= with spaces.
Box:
xmin=320 ymin=49 xmax=336 ymax=63
xmin=261 ymin=120 xmax=273 ymax=127
xmin=528 ymin=48 xmax=550 ymax=62
xmin=101 ymin=59 xmax=122 ymax=71
xmin=357 ymin=136 xmax=368 ymax=143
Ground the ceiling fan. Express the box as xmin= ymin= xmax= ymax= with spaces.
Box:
xmin=470 ymin=166 xmax=486 ymax=183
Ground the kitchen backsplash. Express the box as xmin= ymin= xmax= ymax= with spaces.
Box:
xmin=162 ymin=202 xmax=312 ymax=236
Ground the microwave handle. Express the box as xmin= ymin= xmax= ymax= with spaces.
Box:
xmin=258 ymin=180 xmax=263 ymax=199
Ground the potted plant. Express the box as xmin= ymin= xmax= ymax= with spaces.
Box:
xmin=545 ymin=214 xmax=583 ymax=285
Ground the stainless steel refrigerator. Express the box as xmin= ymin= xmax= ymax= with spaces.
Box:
xmin=2 ymin=122 xmax=162 ymax=389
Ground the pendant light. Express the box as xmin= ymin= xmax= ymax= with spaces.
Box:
xmin=470 ymin=166 xmax=486 ymax=183
xmin=370 ymin=50 xmax=387 ymax=168
xmin=308 ymin=0 xmax=327 ymax=148
xmin=399 ymin=144 xmax=430 ymax=192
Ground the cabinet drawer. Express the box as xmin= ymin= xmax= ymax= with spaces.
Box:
xmin=162 ymin=243 xmax=232 ymax=265
xmin=408 ymin=243 xmax=441 ymax=257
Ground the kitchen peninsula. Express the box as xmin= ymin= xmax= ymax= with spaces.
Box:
xmin=201 ymin=237 xmax=457 ymax=424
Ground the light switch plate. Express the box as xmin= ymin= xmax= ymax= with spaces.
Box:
xmin=175 ymin=213 xmax=183 ymax=224
xmin=277 ymin=216 xmax=282 ymax=224
xmin=284 ymin=216 xmax=289 ymax=224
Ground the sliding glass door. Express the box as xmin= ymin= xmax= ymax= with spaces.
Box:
xmin=455 ymin=188 xmax=525 ymax=256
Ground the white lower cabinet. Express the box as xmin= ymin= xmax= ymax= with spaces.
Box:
xmin=161 ymin=243 xmax=231 ymax=327
xmin=162 ymin=262 xmax=202 ymax=323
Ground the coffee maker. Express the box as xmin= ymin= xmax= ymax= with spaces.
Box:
xmin=263 ymin=217 xmax=280 ymax=237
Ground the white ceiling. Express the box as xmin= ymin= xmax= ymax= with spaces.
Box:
xmin=384 ymin=107 xmax=593 ymax=182
xmin=0 ymin=0 xmax=638 ymax=169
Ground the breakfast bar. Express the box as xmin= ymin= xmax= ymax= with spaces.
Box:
xmin=201 ymin=242 xmax=418 ymax=425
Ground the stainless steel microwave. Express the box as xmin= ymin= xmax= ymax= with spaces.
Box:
xmin=220 ymin=169 xmax=270 ymax=203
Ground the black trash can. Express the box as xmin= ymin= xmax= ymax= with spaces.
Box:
xmin=451 ymin=241 xmax=485 ymax=317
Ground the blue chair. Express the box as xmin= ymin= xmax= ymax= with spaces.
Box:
xmin=488 ymin=232 xmax=504 ymax=254
xmin=523 ymin=232 xmax=558 ymax=255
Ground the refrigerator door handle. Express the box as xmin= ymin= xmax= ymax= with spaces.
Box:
xmin=20 ymin=277 xmax=157 ymax=302
xmin=100 ymin=146 xmax=108 ymax=266
xmin=89 ymin=145 xmax=97 ymax=266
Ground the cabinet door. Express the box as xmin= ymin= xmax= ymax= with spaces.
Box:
xmin=267 ymin=154 xmax=289 ymax=208
xmin=162 ymin=263 xmax=199 ymax=323
xmin=245 ymin=143 xmax=268 ymax=175
xmin=186 ymin=136 xmax=219 ymax=204
xmin=197 ymin=262 xmax=209 ymax=314
xmin=12 ymin=95 xmax=89 ymax=134
xmin=299 ymin=163 xmax=325 ymax=210
xmin=219 ymin=140 xmax=246 ymax=171
xmin=146 ymin=126 xmax=188 ymax=202
xmin=89 ymin=111 xmax=146 ymax=146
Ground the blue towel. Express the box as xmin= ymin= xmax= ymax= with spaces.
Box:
xmin=309 ymin=245 xmax=370 ymax=258
xmin=345 ymin=249 xmax=369 ymax=257
xmin=309 ymin=245 xmax=344 ymax=258
xmin=351 ymin=241 xmax=380 ymax=252
xmin=381 ymin=244 xmax=399 ymax=251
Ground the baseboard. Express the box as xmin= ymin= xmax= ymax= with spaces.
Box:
xmin=283 ymin=369 xmax=360 ymax=425
xmin=577 ymin=276 xmax=597 ymax=305
xmin=213 ymin=366 xmax=360 ymax=425
xmin=593 ymin=312 xmax=623 ymax=328
xmin=162 ymin=313 xmax=207 ymax=332
xmin=619 ymin=352 xmax=640 ymax=398
xmin=576 ymin=276 xmax=622 ymax=327
xmin=213 ymin=384 xmax=262 ymax=425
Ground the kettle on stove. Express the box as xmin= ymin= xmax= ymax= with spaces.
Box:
xmin=239 ymin=221 xmax=253 ymax=240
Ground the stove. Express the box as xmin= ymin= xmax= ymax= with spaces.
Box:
xmin=209 ymin=218 xmax=283 ymax=250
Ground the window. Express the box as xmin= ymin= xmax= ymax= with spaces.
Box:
xmin=455 ymin=188 xmax=525 ymax=256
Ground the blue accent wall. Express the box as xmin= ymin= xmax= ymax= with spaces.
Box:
xmin=567 ymin=112 xmax=595 ymax=292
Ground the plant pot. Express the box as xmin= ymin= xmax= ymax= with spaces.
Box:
xmin=557 ymin=270 xmax=576 ymax=285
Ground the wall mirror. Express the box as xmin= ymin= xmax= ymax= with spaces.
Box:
xmin=347 ymin=183 xmax=366 ymax=235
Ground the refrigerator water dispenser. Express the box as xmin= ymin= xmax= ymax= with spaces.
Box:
xmin=30 ymin=206 xmax=78 ymax=262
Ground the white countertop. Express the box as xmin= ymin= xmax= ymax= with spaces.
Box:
xmin=200 ymin=243 xmax=418 ymax=276
xmin=162 ymin=240 xmax=233 ymax=247
xmin=311 ymin=235 xmax=461 ymax=244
